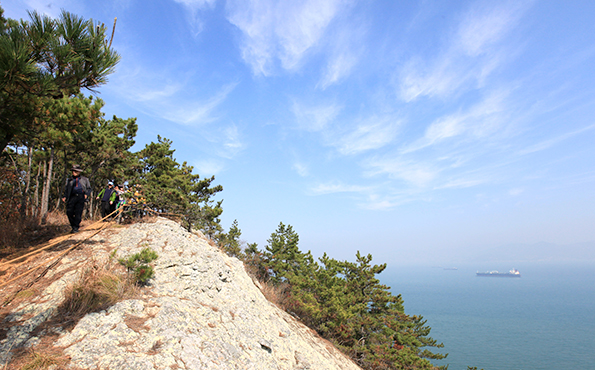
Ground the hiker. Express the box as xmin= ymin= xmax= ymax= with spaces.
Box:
xmin=96 ymin=181 xmax=117 ymax=219
xmin=115 ymin=184 xmax=127 ymax=209
xmin=62 ymin=164 xmax=91 ymax=233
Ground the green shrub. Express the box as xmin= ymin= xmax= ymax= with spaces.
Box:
xmin=118 ymin=247 xmax=158 ymax=285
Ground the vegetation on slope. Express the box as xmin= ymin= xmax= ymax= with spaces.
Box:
xmin=220 ymin=222 xmax=447 ymax=370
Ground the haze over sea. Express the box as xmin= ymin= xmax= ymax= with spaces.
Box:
xmin=383 ymin=262 xmax=595 ymax=370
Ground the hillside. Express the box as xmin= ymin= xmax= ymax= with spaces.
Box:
xmin=0 ymin=218 xmax=361 ymax=369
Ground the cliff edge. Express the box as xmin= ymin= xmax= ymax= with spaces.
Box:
xmin=0 ymin=217 xmax=361 ymax=369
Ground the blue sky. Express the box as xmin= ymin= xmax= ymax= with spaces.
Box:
xmin=5 ymin=0 xmax=595 ymax=265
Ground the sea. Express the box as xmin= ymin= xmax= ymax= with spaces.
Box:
xmin=382 ymin=262 xmax=595 ymax=370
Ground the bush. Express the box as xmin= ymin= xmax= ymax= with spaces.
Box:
xmin=118 ymin=247 xmax=158 ymax=285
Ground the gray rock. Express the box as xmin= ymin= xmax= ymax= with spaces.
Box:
xmin=1 ymin=218 xmax=361 ymax=370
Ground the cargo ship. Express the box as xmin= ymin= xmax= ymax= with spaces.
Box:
xmin=476 ymin=268 xmax=521 ymax=277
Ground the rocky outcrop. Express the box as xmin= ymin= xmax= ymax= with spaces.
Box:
xmin=1 ymin=218 xmax=361 ymax=369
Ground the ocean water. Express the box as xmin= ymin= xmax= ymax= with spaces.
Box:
xmin=382 ymin=262 xmax=595 ymax=370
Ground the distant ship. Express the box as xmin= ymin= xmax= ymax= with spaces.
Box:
xmin=476 ymin=268 xmax=521 ymax=277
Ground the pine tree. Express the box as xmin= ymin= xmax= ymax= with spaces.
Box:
xmin=217 ymin=219 xmax=243 ymax=258
xmin=0 ymin=6 xmax=120 ymax=152
xmin=136 ymin=136 xmax=223 ymax=233
xmin=256 ymin=222 xmax=446 ymax=370
xmin=263 ymin=222 xmax=314 ymax=284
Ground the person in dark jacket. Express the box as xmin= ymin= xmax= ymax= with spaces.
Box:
xmin=96 ymin=181 xmax=117 ymax=219
xmin=62 ymin=164 xmax=91 ymax=233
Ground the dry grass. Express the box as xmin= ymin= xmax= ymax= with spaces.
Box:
xmin=9 ymin=348 xmax=69 ymax=370
xmin=0 ymin=212 xmax=70 ymax=259
xmin=58 ymin=260 xmax=138 ymax=322
xmin=241 ymin=259 xmax=289 ymax=310
xmin=258 ymin=280 xmax=290 ymax=311
xmin=147 ymin=339 xmax=163 ymax=355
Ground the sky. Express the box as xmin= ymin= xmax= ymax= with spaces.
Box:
xmin=4 ymin=0 xmax=595 ymax=266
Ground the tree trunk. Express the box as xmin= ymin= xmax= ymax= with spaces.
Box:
xmin=40 ymin=147 xmax=54 ymax=224
xmin=20 ymin=146 xmax=33 ymax=219
xmin=33 ymin=163 xmax=41 ymax=218
xmin=40 ymin=159 xmax=48 ymax=221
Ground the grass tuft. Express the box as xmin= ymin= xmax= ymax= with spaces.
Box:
xmin=59 ymin=260 xmax=138 ymax=319
xmin=19 ymin=349 xmax=68 ymax=370
xmin=258 ymin=280 xmax=290 ymax=311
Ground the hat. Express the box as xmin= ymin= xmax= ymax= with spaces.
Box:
xmin=108 ymin=181 xmax=114 ymax=186
xmin=71 ymin=165 xmax=84 ymax=173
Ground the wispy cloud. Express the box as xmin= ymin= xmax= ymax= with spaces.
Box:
xmin=509 ymin=188 xmax=524 ymax=196
xmin=172 ymin=0 xmax=218 ymax=35
xmin=456 ymin=0 xmax=531 ymax=57
xmin=173 ymin=0 xmax=217 ymax=7
xmin=193 ymin=158 xmax=225 ymax=176
xmin=333 ymin=115 xmax=401 ymax=155
xmin=358 ymin=190 xmax=424 ymax=210
xmin=290 ymin=101 xmax=402 ymax=156
xmin=364 ymin=157 xmax=439 ymax=188
xmin=109 ymin=63 xmax=237 ymax=125
xmin=317 ymin=19 xmax=363 ymax=89
xmin=398 ymin=1 xmax=532 ymax=101
xmin=291 ymin=101 xmax=342 ymax=132
xmin=293 ymin=162 xmax=309 ymax=177
xmin=218 ymin=124 xmax=245 ymax=158
xmin=402 ymin=90 xmax=510 ymax=153
xmin=309 ymin=181 xmax=372 ymax=195
xmin=129 ymin=82 xmax=183 ymax=102
xmin=226 ymin=0 xmax=352 ymax=76
xmin=435 ymin=176 xmax=487 ymax=190
xmin=168 ymin=82 xmax=237 ymax=125
xmin=318 ymin=47 xmax=358 ymax=89
xmin=24 ymin=0 xmax=76 ymax=17
xmin=517 ymin=123 xmax=595 ymax=155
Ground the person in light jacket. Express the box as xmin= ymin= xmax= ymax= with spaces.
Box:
xmin=62 ymin=164 xmax=91 ymax=233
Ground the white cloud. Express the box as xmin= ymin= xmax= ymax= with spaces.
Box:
xmin=517 ymin=123 xmax=595 ymax=155
xmin=166 ymin=82 xmax=237 ymax=125
xmin=193 ymin=158 xmax=225 ymax=176
xmin=509 ymin=188 xmax=524 ymax=196
xmin=109 ymin=63 xmax=237 ymax=125
xmin=219 ymin=124 xmax=245 ymax=158
xmin=310 ymin=181 xmax=371 ymax=195
xmin=24 ymin=0 xmax=76 ymax=17
xmin=318 ymin=50 xmax=358 ymax=89
xmin=398 ymin=1 xmax=532 ymax=102
xmin=317 ymin=18 xmax=363 ymax=89
xmin=172 ymin=0 xmax=218 ymax=35
xmin=358 ymin=191 xmax=421 ymax=210
xmin=362 ymin=199 xmax=395 ymax=211
xmin=436 ymin=177 xmax=487 ymax=190
xmin=402 ymin=90 xmax=509 ymax=153
xmin=130 ymin=82 xmax=183 ymax=102
xmin=364 ymin=158 xmax=438 ymax=188
xmin=293 ymin=162 xmax=309 ymax=177
xmin=334 ymin=115 xmax=401 ymax=155
xmin=291 ymin=101 xmax=342 ymax=132
xmin=226 ymin=0 xmax=351 ymax=76
xmin=173 ymin=0 xmax=217 ymax=7
xmin=456 ymin=1 xmax=527 ymax=57
xmin=399 ymin=57 xmax=464 ymax=102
